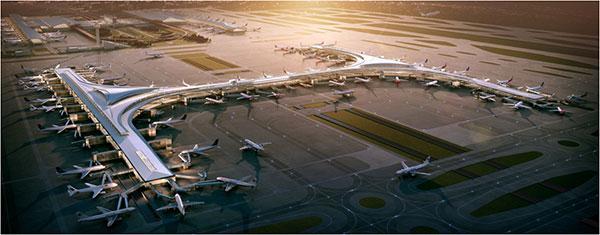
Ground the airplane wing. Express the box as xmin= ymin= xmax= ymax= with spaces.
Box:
xmin=107 ymin=215 xmax=118 ymax=227
xmin=413 ymin=171 xmax=431 ymax=176
xmin=259 ymin=142 xmax=272 ymax=146
xmin=401 ymin=161 xmax=409 ymax=169
xmin=57 ymin=126 xmax=68 ymax=134
xmin=239 ymin=145 xmax=251 ymax=151
xmin=194 ymin=151 xmax=209 ymax=156
xmin=80 ymin=169 xmax=92 ymax=179
xmin=165 ymin=123 xmax=175 ymax=128
xmin=73 ymin=165 xmax=82 ymax=169
xmin=92 ymin=188 xmax=104 ymax=198
xmin=182 ymin=201 xmax=205 ymax=207
xmin=224 ymin=183 xmax=236 ymax=192
xmin=156 ymin=203 xmax=177 ymax=211
xmin=85 ymin=182 xmax=97 ymax=187
xmin=97 ymin=206 xmax=111 ymax=214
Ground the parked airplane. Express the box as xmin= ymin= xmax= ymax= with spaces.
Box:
xmin=29 ymin=102 xmax=63 ymax=113
xmin=37 ymin=119 xmax=80 ymax=136
xmin=178 ymin=139 xmax=220 ymax=161
xmin=239 ymin=139 xmax=271 ymax=152
xmin=353 ymin=77 xmax=372 ymax=83
xmin=284 ymin=84 xmax=297 ymax=90
xmin=318 ymin=55 xmax=345 ymax=64
xmin=56 ymin=160 xmax=106 ymax=179
xmin=283 ymin=68 xmax=295 ymax=75
xmin=299 ymin=82 xmax=313 ymax=88
xmin=497 ymin=76 xmax=513 ymax=87
xmin=423 ymin=80 xmax=440 ymax=87
xmin=302 ymin=52 xmax=317 ymax=58
xmin=305 ymin=66 xmax=318 ymax=72
xmin=420 ymin=11 xmax=440 ymax=17
xmin=88 ymin=64 xmax=111 ymax=71
xmin=67 ymin=173 xmax=118 ymax=198
xmin=267 ymin=91 xmax=283 ymax=99
xmin=113 ymin=78 xmax=130 ymax=86
xmin=413 ymin=59 xmax=428 ymax=67
xmin=453 ymin=67 xmax=470 ymax=75
xmin=328 ymin=80 xmax=346 ymax=87
xmin=84 ymin=62 xmax=103 ymax=69
xmin=386 ymin=76 xmax=409 ymax=84
xmin=236 ymin=92 xmax=260 ymax=100
xmin=182 ymin=79 xmax=192 ymax=87
xmin=20 ymin=79 xmax=46 ymax=86
xmin=23 ymin=84 xmax=49 ymax=92
xmin=20 ymin=64 xmax=38 ymax=74
xmin=332 ymin=89 xmax=355 ymax=97
xmin=395 ymin=157 xmax=431 ymax=177
xmin=156 ymin=193 xmax=204 ymax=215
xmin=216 ymin=175 xmax=257 ymax=192
xmin=99 ymin=73 xmax=126 ymax=84
xmin=151 ymin=114 xmax=187 ymax=128
xmin=262 ymin=72 xmax=272 ymax=78
xmin=322 ymin=41 xmax=337 ymax=47
xmin=549 ymin=106 xmax=572 ymax=115
xmin=77 ymin=205 xmax=136 ymax=227
xmin=24 ymin=95 xmax=65 ymax=105
xmin=17 ymin=74 xmax=43 ymax=81
xmin=475 ymin=92 xmax=496 ymax=102
xmin=204 ymin=97 xmax=225 ymax=104
xmin=432 ymin=63 xmax=447 ymax=71
xmin=145 ymin=51 xmax=164 ymax=58
xmin=504 ymin=101 xmax=532 ymax=110
xmin=566 ymin=92 xmax=587 ymax=102
xmin=525 ymin=82 xmax=544 ymax=93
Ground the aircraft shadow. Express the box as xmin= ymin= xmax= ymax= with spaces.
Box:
xmin=235 ymin=150 xmax=264 ymax=181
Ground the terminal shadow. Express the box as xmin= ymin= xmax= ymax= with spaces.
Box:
xmin=235 ymin=150 xmax=264 ymax=181
xmin=243 ymin=102 xmax=254 ymax=118
xmin=481 ymin=101 xmax=497 ymax=116
xmin=517 ymin=109 xmax=537 ymax=126
xmin=356 ymin=83 xmax=377 ymax=97
xmin=205 ymin=105 xmax=226 ymax=125
xmin=197 ymin=190 xmax=253 ymax=232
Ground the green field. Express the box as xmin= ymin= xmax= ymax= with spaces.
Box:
xmin=239 ymin=216 xmax=323 ymax=233
xmin=359 ymin=197 xmax=386 ymax=209
xmin=212 ymin=69 xmax=252 ymax=76
xmin=172 ymin=53 xmax=239 ymax=71
xmin=499 ymin=58 xmax=516 ymax=62
xmin=302 ymin=102 xmax=329 ymax=109
xmin=456 ymin=51 xmax=476 ymax=56
xmin=492 ymin=151 xmax=542 ymax=167
xmin=438 ymin=53 xmax=458 ymax=58
xmin=479 ymin=61 xmax=500 ymax=66
xmin=362 ymin=39 xmax=419 ymax=51
xmin=391 ymin=20 xmax=432 ymax=26
xmin=464 ymin=23 xmax=510 ymax=31
xmin=492 ymin=34 xmax=516 ymax=38
xmin=410 ymin=226 xmax=440 ymax=234
xmin=339 ymin=27 xmax=422 ymax=38
xmin=1 ymin=56 xmax=68 ymax=63
xmin=163 ymin=49 xmax=206 ymax=55
xmin=515 ymin=184 xmax=560 ymax=201
xmin=556 ymin=34 xmax=599 ymax=41
xmin=396 ymin=41 xmax=438 ymax=49
xmin=534 ymin=37 xmax=598 ymax=49
xmin=434 ymin=26 xmax=489 ymax=33
xmin=543 ymin=66 xmax=593 ymax=75
xmin=279 ymin=16 xmax=336 ymax=25
xmin=365 ymin=23 xmax=598 ymax=59
xmin=473 ymin=45 xmax=598 ymax=70
xmin=524 ymin=69 xmax=572 ymax=79
xmin=335 ymin=14 xmax=380 ymax=19
xmin=307 ymin=15 xmax=370 ymax=24
xmin=415 ymin=39 xmax=456 ymax=47
xmin=319 ymin=28 xmax=342 ymax=32
xmin=417 ymin=171 xmax=470 ymax=190
xmin=557 ymin=140 xmax=579 ymax=147
xmin=545 ymin=170 xmax=596 ymax=189
xmin=462 ymin=162 xmax=499 ymax=176
xmin=470 ymin=194 xmax=532 ymax=218
xmin=249 ymin=12 xmax=279 ymax=17
xmin=414 ymin=18 xmax=451 ymax=25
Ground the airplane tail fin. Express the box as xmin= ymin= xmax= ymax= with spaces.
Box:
xmin=582 ymin=92 xmax=588 ymax=97
xmin=29 ymin=104 xmax=36 ymax=111
xmin=424 ymin=156 xmax=431 ymax=164
xmin=424 ymin=58 xmax=428 ymax=64
xmin=24 ymin=97 xmax=30 ymax=102
xmin=76 ymin=211 xmax=88 ymax=219
xmin=56 ymin=167 xmax=65 ymax=174
xmin=212 ymin=139 xmax=219 ymax=146
xmin=67 ymin=185 xmax=78 ymax=196
xmin=37 ymin=124 xmax=44 ymax=131
xmin=466 ymin=67 xmax=470 ymax=71
xmin=540 ymin=82 xmax=544 ymax=87
xmin=180 ymin=114 xmax=187 ymax=121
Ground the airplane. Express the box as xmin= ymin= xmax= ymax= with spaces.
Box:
xmin=29 ymin=102 xmax=63 ymax=113
xmin=178 ymin=139 xmax=220 ymax=161
xmin=549 ymin=106 xmax=572 ymax=115
xmin=151 ymin=114 xmax=187 ymax=128
xmin=252 ymin=27 xmax=261 ymax=32
xmin=88 ymin=64 xmax=111 ymax=71
xmin=420 ymin=11 xmax=440 ymax=17
xmin=236 ymin=92 xmax=260 ymax=100
xmin=322 ymin=41 xmax=337 ymax=47
xmin=47 ymin=35 xmax=67 ymax=42
xmin=182 ymin=79 xmax=193 ymax=87
xmin=566 ymin=92 xmax=587 ymax=102
xmin=525 ymin=82 xmax=544 ymax=93
xmin=37 ymin=119 xmax=81 ymax=137
xmin=432 ymin=63 xmax=447 ymax=71
xmin=423 ymin=80 xmax=440 ymax=87
xmin=239 ymin=138 xmax=271 ymax=152
xmin=317 ymin=55 xmax=345 ymax=64
xmin=299 ymin=82 xmax=313 ymax=88
xmin=267 ymin=91 xmax=283 ymax=99
xmin=56 ymin=160 xmax=106 ymax=179
xmin=360 ymin=49 xmax=371 ymax=54
xmin=20 ymin=64 xmax=38 ymax=74
xmin=413 ymin=59 xmax=428 ymax=67
xmin=453 ymin=67 xmax=470 ymax=75
xmin=328 ymin=80 xmax=346 ymax=87
xmin=332 ymin=89 xmax=355 ymax=97
xmin=99 ymin=73 xmax=126 ymax=84
xmin=145 ymin=51 xmax=164 ymax=58
xmin=113 ymin=78 xmax=130 ymax=86
xmin=302 ymin=52 xmax=317 ymax=58
xmin=215 ymin=175 xmax=257 ymax=192
xmin=386 ymin=76 xmax=409 ymax=84
xmin=353 ymin=77 xmax=372 ymax=83
xmin=23 ymin=84 xmax=49 ymax=92
xmin=67 ymin=173 xmax=118 ymax=198
xmin=204 ymin=97 xmax=225 ymax=105
xmin=262 ymin=72 xmax=272 ymax=78
xmin=16 ymin=74 xmax=43 ymax=81
xmin=395 ymin=157 xmax=431 ymax=177
xmin=497 ymin=76 xmax=513 ymax=87
xmin=274 ymin=45 xmax=293 ymax=52
xmin=24 ymin=95 xmax=66 ymax=105
xmin=475 ymin=92 xmax=496 ymax=102
xmin=76 ymin=205 xmax=136 ymax=227
xmin=284 ymin=84 xmax=297 ymax=90
xmin=84 ymin=62 xmax=104 ymax=69
xmin=156 ymin=193 xmax=204 ymax=216
xmin=305 ymin=66 xmax=318 ymax=72
xmin=504 ymin=101 xmax=532 ymax=110
xmin=19 ymin=79 xmax=46 ymax=86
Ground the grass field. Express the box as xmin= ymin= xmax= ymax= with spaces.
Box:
xmin=362 ymin=39 xmax=419 ymax=51
xmin=359 ymin=197 xmax=386 ymax=209
xmin=492 ymin=151 xmax=542 ymax=167
xmin=172 ymin=53 xmax=239 ymax=71
xmin=33 ymin=48 xmax=49 ymax=52
xmin=365 ymin=23 xmax=598 ymax=59
xmin=1 ymin=56 xmax=68 ymax=63
xmin=499 ymin=58 xmax=516 ymax=62
xmin=222 ymin=14 xmax=240 ymax=19
xmin=239 ymin=216 xmax=323 ymax=233
xmin=212 ymin=69 xmax=252 ymax=76
xmin=338 ymin=27 xmax=422 ymax=38
xmin=492 ymin=34 xmax=516 ymax=38
xmin=472 ymin=45 xmax=598 ymax=70
xmin=415 ymin=39 xmax=456 ymax=47
xmin=279 ymin=16 xmax=336 ymax=25
xmin=470 ymin=194 xmax=532 ymax=218
xmin=515 ymin=184 xmax=560 ymax=201
xmin=395 ymin=41 xmax=438 ymax=49
xmin=416 ymin=171 xmax=470 ymax=190
xmin=479 ymin=61 xmax=500 ymax=66
xmin=410 ymin=226 xmax=439 ymax=234
xmin=249 ymin=12 xmax=279 ymax=17
xmin=163 ymin=49 xmax=206 ymax=55
xmin=545 ymin=170 xmax=596 ymax=189
xmin=462 ymin=162 xmax=499 ymax=176
xmin=543 ymin=66 xmax=593 ymax=75
xmin=463 ymin=23 xmax=510 ymax=31
xmin=434 ymin=26 xmax=489 ymax=33
xmin=557 ymin=140 xmax=580 ymax=147
xmin=248 ymin=19 xmax=291 ymax=28
xmin=556 ymin=34 xmax=599 ymax=41
xmin=319 ymin=28 xmax=342 ymax=33
xmin=335 ymin=14 xmax=380 ymax=19
xmin=523 ymin=69 xmax=572 ymax=79
xmin=534 ymin=37 xmax=598 ymax=49
xmin=153 ymin=40 xmax=198 ymax=47
xmin=414 ymin=18 xmax=451 ymax=25
xmin=251 ymin=37 xmax=302 ymax=43
xmin=391 ymin=20 xmax=431 ymax=26
xmin=302 ymin=102 xmax=329 ymax=109
xmin=307 ymin=15 xmax=370 ymax=24
xmin=456 ymin=51 xmax=476 ymax=56
xmin=438 ymin=53 xmax=458 ymax=58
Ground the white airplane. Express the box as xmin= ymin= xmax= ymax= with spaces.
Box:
xmin=432 ymin=63 xmax=447 ymax=71
xmin=84 ymin=62 xmax=103 ymax=69
xmin=204 ymin=97 xmax=225 ymax=104
xmin=354 ymin=77 xmax=372 ymax=83
xmin=88 ymin=64 xmax=111 ymax=71
xmin=99 ymin=73 xmax=126 ymax=84
xmin=284 ymin=84 xmax=297 ymax=90
xmin=475 ymin=92 xmax=496 ymax=102
xmin=525 ymin=82 xmax=544 ymax=93
xmin=305 ymin=66 xmax=318 ymax=72
xmin=283 ymin=68 xmax=295 ymax=76
xmin=262 ymin=72 xmax=272 ymax=78
xmin=239 ymin=139 xmax=271 ymax=152
xmin=423 ymin=80 xmax=440 ymax=87
xmin=156 ymin=193 xmax=204 ymax=215
xmin=182 ymin=79 xmax=193 ymax=87
xmin=413 ymin=58 xmax=428 ymax=67
xmin=497 ymin=76 xmax=513 ymax=87
xmin=267 ymin=91 xmax=283 ymax=99
xmin=453 ymin=67 xmax=470 ymax=75
xmin=328 ymin=80 xmax=346 ymax=87
xmin=20 ymin=79 xmax=46 ymax=86
xmin=302 ymin=52 xmax=317 ymax=58
xmin=113 ymin=78 xmax=130 ymax=86
xmin=77 ymin=205 xmax=136 ymax=227
xmin=236 ymin=92 xmax=260 ymax=100
xmin=17 ymin=74 xmax=43 ymax=81
xmin=23 ymin=84 xmax=49 ymax=92
xmin=318 ymin=55 xmax=345 ymax=64
xmin=56 ymin=160 xmax=106 ymax=179
xmin=151 ymin=114 xmax=187 ymax=128
xmin=420 ymin=11 xmax=440 ymax=17
xmin=145 ymin=51 xmax=164 ymax=58
xmin=395 ymin=157 xmax=431 ymax=177
xmin=274 ymin=45 xmax=293 ymax=51
xmin=67 ymin=173 xmax=118 ymax=198
xmin=37 ymin=119 xmax=80 ymax=136
xmin=216 ymin=175 xmax=257 ymax=192
xmin=332 ymin=89 xmax=355 ymax=97
xmin=24 ymin=95 xmax=65 ymax=105
xmin=504 ymin=101 xmax=532 ymax=110
xmin=386 ymin=76 xmax=409 ymax=84
xmin=20 ymin=64 xmax=38 ymax=74
xmin=47 ymin=35 xmax=67 ymax=42
xmin=299 ymin=82 xmax=313 ymax=88
xmin=549 ymin=106 xmax=572 ymax=115
xmin=29 ymin=102 xmax=63 ymax=113
xmin=178 ymin=139 xmax=220 ymax=161
xmin=322 ymin=41 xmax=337 ymax=47
xmin=566 ymin=92 xmax=587 ymax=102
